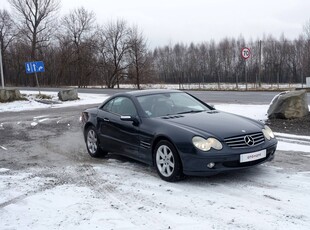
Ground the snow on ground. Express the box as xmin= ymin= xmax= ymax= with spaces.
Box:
xmin=0 ymin=91 xmax=109 ymax=112
xmin=109 ymin=83 xmax=304 ymax=90
xmin=1 ymin=161 xmax=310 ymax=230
xmin=215 ymin=104 xmax=268 ymax=121
xmin=1 ymin=90 xmax=310 ymax=230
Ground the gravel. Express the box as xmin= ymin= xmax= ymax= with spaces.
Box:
xmin=266 ymin=113 xmax=310 ymax=136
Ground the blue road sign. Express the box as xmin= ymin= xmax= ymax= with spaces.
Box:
xmin=25 ymin=62 xmax=33 ymax=74
xmin=25 ymin=61 xmax=45 ymax=74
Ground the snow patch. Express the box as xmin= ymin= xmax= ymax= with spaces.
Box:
xmin=0 ymin=91 xmax=109 ymax=113
xmin=215 ymin=104 xmax=268 ymax=121
xmin=31 ymin=122 xmax=38 ymax=127
xmin=0 ymin=145 xmax=7 ymax=150
xmin=0 ymin=168 xmax=10 ymax=173
xmin=277 ymin=141 xmax=310 ymax=153
xmin=275 ymin=132 xmax=310 ymax=141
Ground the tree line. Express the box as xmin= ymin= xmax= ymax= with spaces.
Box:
xmin=1 ymin=0 xmax=310 ymax=89
xmin=154 ymin=35 xmax=310 ymax=89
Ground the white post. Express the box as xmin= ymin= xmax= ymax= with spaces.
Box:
xmin=34 ymin=71 xmax=41 ymax=95
xmin=0 ymin=41 xmax=4 ymax=89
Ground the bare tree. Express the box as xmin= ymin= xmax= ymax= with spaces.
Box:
xmin=0 ymin=10 xmax=17 ymax=52
xmin=303 ymin=19 xmax=310 ymax=39
xmin=61 ymin=7 xmax=96 ymax=48
xmin=196 ymin=43 xmax=209 ymax=87
xmin=0 ymin=9 xmax=18 ymax=78
xmin=128 ymin=25 xmax=151 ymax=89
xmin=60 ymin=7 xmax=97 ymax=87
xmin=303 ymin=19 xmax=310 ymax=78
xmin=99 ymin=19 xmax=131 ymax=88
xmin=172 ymin=43 xmax=186 ymax=88
xmin=8 ymin=0 xmax=60 ymax=60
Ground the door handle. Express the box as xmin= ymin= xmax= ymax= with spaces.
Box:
xmin=103 ymin=118 xmax=110 ymax=122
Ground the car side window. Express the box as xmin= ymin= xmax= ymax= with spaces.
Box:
xmin=118 ymin=97 xmax=137 ymax=116
xmin=102 ymin=97 xmax=137 ymax=116
xmin=102 ymin=99 xmax=114 ymax=112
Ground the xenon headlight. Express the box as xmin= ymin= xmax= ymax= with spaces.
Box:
xmin=262 ymin=125 xmax=275 ymax=140
xmin=192 ymin=136 xmax=223 ymax=151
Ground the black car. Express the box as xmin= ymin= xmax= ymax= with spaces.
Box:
xmin=81 ymin=89 xmax=277 ymax=182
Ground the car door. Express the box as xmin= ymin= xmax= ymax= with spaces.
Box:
xmin=97 ymin=96 xmax=140 ymax=158
xmin=97 ymin=98 xmax=120 ymax=153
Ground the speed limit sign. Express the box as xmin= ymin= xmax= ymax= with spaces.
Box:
xmin=241 ymin=47 xmax=251 ymax=59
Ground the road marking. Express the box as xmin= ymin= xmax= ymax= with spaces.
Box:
xmin=0 ymin=145 xmax=7 ymax=150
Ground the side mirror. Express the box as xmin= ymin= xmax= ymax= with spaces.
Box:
xmin=209 ymin=104 xmax=215 ymax=109
xmin=120 ymin=115 xmax=140 ymax=126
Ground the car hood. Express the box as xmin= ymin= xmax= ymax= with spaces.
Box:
xmin=161 ymin=110 xmax=264 ymax=139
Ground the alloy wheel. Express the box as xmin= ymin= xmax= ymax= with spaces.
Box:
xmin=156 ymin=145 xmax=175 ymax=177
xmin=87 ymin=129 xmax=98 ymax=154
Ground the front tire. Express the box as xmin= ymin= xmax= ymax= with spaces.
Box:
xmin=154 ymin=140 xmax=183 ymax=182
xmin=85 ymin=126 xmax=107 ymax=158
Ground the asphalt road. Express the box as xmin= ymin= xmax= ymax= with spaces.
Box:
xmin=0 ymin=92 xmax=309 ymax=173
xmin=0 ymin=100 xmax=309 ymax=174
xmin=188 ymin=91 xmax=283 ymax=104
xmin=15 ymin=87 xmax=310 ymax=104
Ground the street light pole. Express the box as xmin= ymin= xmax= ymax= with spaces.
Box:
xmin=0 ymin=41 xmax=4 ymax=89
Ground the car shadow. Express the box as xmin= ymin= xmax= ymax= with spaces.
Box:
xmin=181 ymin=165 xmax=274 ymax=186
xmin=91 ymin=152 xmax=273 ymax=184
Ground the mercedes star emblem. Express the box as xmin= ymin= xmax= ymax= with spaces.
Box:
xmin=244 ymin=135 xmax=255 ymax=146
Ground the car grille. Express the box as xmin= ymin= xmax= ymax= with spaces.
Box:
xmin=224 ymin=132 xmax=265 ymax=149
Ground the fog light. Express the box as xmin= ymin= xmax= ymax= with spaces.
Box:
xmin=207 ymin=162 xmax=215 ymax=169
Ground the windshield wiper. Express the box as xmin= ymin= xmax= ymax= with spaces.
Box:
xmin=177 ymin=110 xmax=205 ymax=115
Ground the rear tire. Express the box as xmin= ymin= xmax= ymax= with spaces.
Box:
xmin=85 ymin=126 xmax=107 ymax=158
xmin=154 ymin=140 xmax=183 ymax=182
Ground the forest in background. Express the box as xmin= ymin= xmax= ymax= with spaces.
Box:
xmin=1 ymin=0 xmax=310 ymax=89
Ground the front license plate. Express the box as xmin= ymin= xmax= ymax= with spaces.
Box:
xmin=240 ymin=149 xmax=267 ymax=163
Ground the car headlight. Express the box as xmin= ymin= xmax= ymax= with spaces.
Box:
xmin=262 ymin=125 xmax=275 ymax=140
xmin=192 ymin=136 xmax=223 ymax=151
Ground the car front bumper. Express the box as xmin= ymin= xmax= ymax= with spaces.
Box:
xmin=181 ymin=143 xmax=277 ymax=176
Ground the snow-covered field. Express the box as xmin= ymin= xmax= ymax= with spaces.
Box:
xmin=1 ymin=90 xmax=310 ymax=230
xmin=94 ymin=83 xmax=305 ymax=91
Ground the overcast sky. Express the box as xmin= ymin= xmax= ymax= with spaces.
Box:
xmin=1 ymin=0 xmax=310 ymax=48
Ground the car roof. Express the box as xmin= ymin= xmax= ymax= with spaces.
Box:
xmin=118 ymin=89 xmax=183 ymax=97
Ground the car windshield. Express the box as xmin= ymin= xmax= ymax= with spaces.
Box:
xmin=137 ymin=92 xmax=211 ymax=117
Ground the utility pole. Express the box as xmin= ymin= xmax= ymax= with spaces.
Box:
xmin=277 ymin=71 xmax=280 ymax=89
xmin=245 ymin=59 xmax=248 ymax=91
xmin=0 ymin=41 xmax=4 ymax=89
xmin=301 ymin=68 xmax=303 ymax=88
xmin=258 ymin=40 xmax=262 ymax=88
